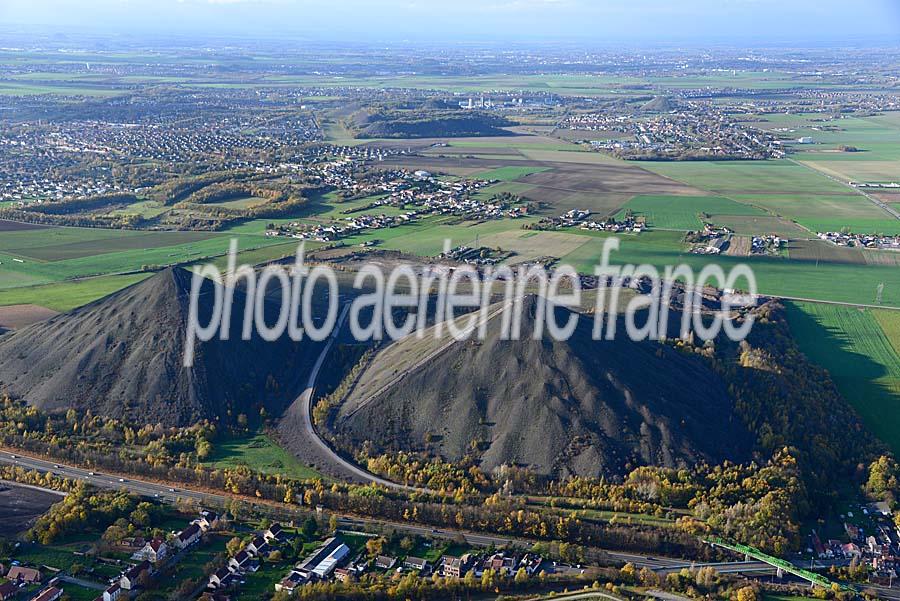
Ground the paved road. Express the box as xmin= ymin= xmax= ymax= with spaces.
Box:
xmin=283 ymin=297 xmax=513 ymax=490
xmin=5 ymin=448 xmax=880 ymax=595
xmin=289 ymin=302 xmax=416 ymax=489
xmin=0 ymin=452 xmax=215 ymax=505
xmin=0 ymin=450 xmax=722 ymax=571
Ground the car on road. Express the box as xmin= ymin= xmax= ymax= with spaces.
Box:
xmin=9 ymin=454 xmax=17 ymax=458
xmin=118 ymin=478 xmax=126 ymax=482
xmin=88 ymin=472 xmax=95 ymax=476
xmin=53 ymin=464 xmax=60 ymax=468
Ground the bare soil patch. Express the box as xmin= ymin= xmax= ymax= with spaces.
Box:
xmin=0 ymin=304 xmax=59 ymax=330
xmin=789 ymin=239 xmax=867 ymax=265
xmin=722 ymin=235 xmax=751 ymax=257
xmin=0 ymin=481 xmax=64 ymax=536
xmin=0 ymin=219 xmax=47 ymax=232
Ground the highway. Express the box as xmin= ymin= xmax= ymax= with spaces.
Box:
xmin=6 ymin=447 xmax=886 ymax=597
xmin=0 ymin=450 xmax=731 ymax=571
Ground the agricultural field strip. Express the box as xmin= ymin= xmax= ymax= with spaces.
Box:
xmin=786 ymin=301 xmax=900 ymax=452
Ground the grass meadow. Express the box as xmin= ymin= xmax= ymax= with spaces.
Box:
xmin=203 ymin=433 xmax=322 ymax=480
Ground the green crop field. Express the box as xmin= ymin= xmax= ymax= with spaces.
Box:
xmin=752 ymin=113 xmax=900 ymax=184
xmin=727 ymin=193 xmax=900 ymax=234
xmin=615 ymin=194 xmax=765 ymax=230
xmin=203 ymin=433 xmax=322 ymax=480
xmin=0 ymin=232 xmax=283 ymax=290
xmin=560 ymin=229 xmax=900 ymax=306
xmin=641 ymin=159 xmax=851 ymax=195
xmin=2 ymin=230 xmax=220 ymax=262
xmin=0 ymin=272 xmax=151 ymax=311
xmin=638 ymin=159 xmax=900 ymax=234
xmin=785 ymin=301 xmax=900 ymax=452
xmin=874 ymin=309 xmax=900 ymax=357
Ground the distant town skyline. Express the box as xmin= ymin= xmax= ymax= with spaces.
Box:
xmin=2 ymin=0 xmax=900 ymax=45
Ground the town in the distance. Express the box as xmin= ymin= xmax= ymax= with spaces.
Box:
xmin=0 ymin=1 xmax=899 ymax=601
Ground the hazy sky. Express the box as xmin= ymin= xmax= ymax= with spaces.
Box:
xmin=2 ymin=0 xmax=900 ymax=44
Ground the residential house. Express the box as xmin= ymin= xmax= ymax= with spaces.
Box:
xmin=403 ymin=557 xmax=430 ymax=573
xmin=132 ymin=538 xmax=168 ymax=563
xmin=442 ymin=554 xmax=474 ymax=578
xmin=842 ymin=543 xmax=862 ymax=559
xmin=374 ymin=555 xmax=397 ymax=570
xmin=7 ymin=566 xmax=42 ymax=584
xmin=209 ymin=567 xmax=236 ymax=589
xmin=193 ymin=510 xmax=220 ymax=532
xmin=120 ymin=561 xmax=152 ymax=590
xmin=275 ymin=570 xmax=307 ymax=595
xmin=845 ymin=523 xmax=862 ymax=541
xmin=246 ymin=536 xmax=269 ymax=557
xmin=175 ymin=523 xmax=202 ymax=549
xmin=334 ymin=567 xmax=354 ymax=583
xmin=520 ymin=553 xmax=543 ymax=576
xmin=117 ymin=536 xmax=146 ymax=553
xmin=264 ymin=523 xmax=285 ymax=543
xmin=483 ymin=552 xmax=517 ymax=574
xmin=228 ymin=550 xmax=259 ymax=574
xmin=101 ymin=582 xmax=122 ymax=601
xmin=31 ymin=586 xmax=63 ymax=601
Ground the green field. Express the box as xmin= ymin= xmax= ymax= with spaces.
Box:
xmin=615 ymin=194 xmax=765 ymax=230
xmin=639 ymin=159 xmax=900 ymax=234
xmin=753 ymin=113 xmax=900 ymax=184
xmin=0 ymin=272 xmax=151 ymax=311
xmin=208 ymin=195 xmax=269 ymax=210
xmin=641 ymin=159 xmax=853 ymax=195
xmin=158 ymin=533 xmax=229 ymax=597
xmin=561 ymin=229 xmax=900 ymax=306
xmin=0 ymin=229 xmax=283 ymax=290
xmin=1 ymin=229 xmax=219 ymax=261
xmin=59 ymin=584 xmax=103 ymax=601
xmin=203 ymin=433 xmax=322 ymax=480
xmin=0 ymin=81 xmax=127 ymax=96
xmin=107 ymin=199 xmax=170 ymax=218
xmin=874 ymin=310 xmax=900 ymax=357
xmin=785 ymin=301 xmax=900 ymax=452
xmin=727 ymin=193 xmax=900 ymax=234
